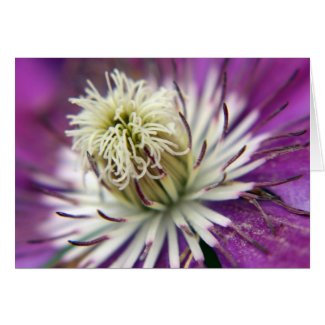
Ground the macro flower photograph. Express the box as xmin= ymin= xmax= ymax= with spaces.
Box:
xmin=15 ymin=58 xmax=310 ymax=268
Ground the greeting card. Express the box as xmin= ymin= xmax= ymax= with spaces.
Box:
xmin=16 ymin=58 xmax=314 ymax=268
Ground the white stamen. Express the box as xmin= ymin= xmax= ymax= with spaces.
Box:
xmin=143 ymin=220 xmax=167 ymax=268
xmin=190 ymin=203 xmax=232 ymax=227
xmin=67 ymin=69 xmax=188 ymax=190
xmin=167 ymin=217 xmax=180 ymax=268
xmin=181 ymin=204 xmax=214 ymax=230
xmin=226 ymin=158 xmax=266 ymax=181
xmin=199 ymin=182 xmax=255 ymax=201
xmin=110 ymin=221 xmax=150 ymax=268
xmin=81 ymin=221 xmax=141 ymax=268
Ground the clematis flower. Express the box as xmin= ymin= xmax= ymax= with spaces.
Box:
xmin=15 ymin=58 xmax=310 ymax=268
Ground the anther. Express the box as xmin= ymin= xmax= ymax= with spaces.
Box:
xmin=179 ymin=112 xmax=192 ymax=150
xmin=217 ymin=72 xmax=227 ymax=111
xmin=194 ymin=140 xmax=207 ymax=169
xmin=68 ymin=235 xmax=109 ymax=246
xmin=134 ymin=180 xmax=153 ymax=206
xmin=97 ymin=209 xmax=127 ymax=223
xmin=222 ymin=145 xmax=247 ymax=171
xmin=254 ymin=175 xmax=302 ymax=188
xmin=222 ymin=103 xmax=229 ymax=138
xmin=87 ymin=151 xmax=111 ymax=191
xmin=254 ymin=142 xmax=309 ymax=159
xmin=173 ymin=80 xmax=187 ymax=118
xmin=249 ymin=199 xmax=276 ymax=235
xmin=264 ymin=129 xmax=307 ymax=142
xmin=56 ymin=211 xmax=91 ymax=219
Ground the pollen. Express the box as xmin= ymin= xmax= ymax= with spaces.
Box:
xmin=66 ymin=69 xmax=189 ymax=190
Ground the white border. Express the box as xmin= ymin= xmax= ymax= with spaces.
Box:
xmin=1 ymin=1 xmax=324 ymax=324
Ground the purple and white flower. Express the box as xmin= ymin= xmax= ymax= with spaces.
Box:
xmin=16 ymin=58 xmax=310 ymax=268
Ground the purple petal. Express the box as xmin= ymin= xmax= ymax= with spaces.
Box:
xmin=208 ymin=199 xmax=309 ymax=268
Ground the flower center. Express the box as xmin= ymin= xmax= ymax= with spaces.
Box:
xmin=67 ymin=70 xmax=191 ymax=208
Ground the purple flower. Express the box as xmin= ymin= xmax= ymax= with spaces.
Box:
xmin=16 ymin=58 xmax=310 ymax=268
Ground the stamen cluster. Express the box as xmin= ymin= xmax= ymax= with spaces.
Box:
xmin=67 ymin=70 xmax=189 ymax=190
